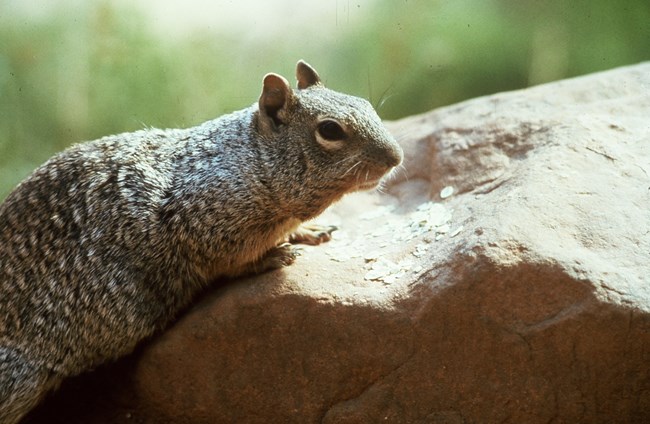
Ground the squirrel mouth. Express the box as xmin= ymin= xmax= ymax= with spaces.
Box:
xmin=348 ymin=165 xmax=395 ymax=192
xmin=356 ymin=178 xmax=383 ymax=191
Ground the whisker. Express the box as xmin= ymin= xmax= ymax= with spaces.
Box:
xmin=332 ymin=156 xmax=355 ymax=167
xmin=341 ymin=160 xmax=362 ymax=178
xmin=354 ymin=167 xmax=362 ymax=187
xmin=375 ymin=82 xmax=396 ymax=111
xmin=367 ymin=66 xmax=373 ymax=105
xmin=396 ymin=163 xmax=409 ymax=183
xmin=377 ymin=92 xmax=397 ymax=112
xmin=375 ymin=181 xmax=387 ymax=194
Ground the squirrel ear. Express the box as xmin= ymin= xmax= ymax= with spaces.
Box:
xmin=258 ymin=73 xmax=294 ymax=131
xmin=296 ymin=60 xmax=322 ymax=89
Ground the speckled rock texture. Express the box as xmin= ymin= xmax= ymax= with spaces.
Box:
xmin=25 ymin=62 xmax=650 ymax=424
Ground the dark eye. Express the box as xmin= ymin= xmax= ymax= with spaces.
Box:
xmin=317 ymin=120 xmax=346 ymax=141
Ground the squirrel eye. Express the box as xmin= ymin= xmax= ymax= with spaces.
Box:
xmin=317 ymin=120 xmax=346 ymax=141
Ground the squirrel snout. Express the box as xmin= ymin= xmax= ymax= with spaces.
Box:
xmin=387 ymin=143 xmax=404 ymax=168
xmin=379 ymin=138 xmax=404 ymax=170
xmin=368 ymin=141 xmax=403 ymax=172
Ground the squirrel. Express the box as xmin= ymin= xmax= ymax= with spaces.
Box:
xmin=0 ymin=60 xmax=403 ymax=423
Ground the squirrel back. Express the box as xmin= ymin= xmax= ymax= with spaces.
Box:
xmin=0 ymin=60 xmax=402 ymax=423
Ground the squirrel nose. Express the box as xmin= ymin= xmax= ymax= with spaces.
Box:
xmin=387 ymin=143 xmax=404 ymax=168
xmin=381 ymin=139 xmax=403 ymax=169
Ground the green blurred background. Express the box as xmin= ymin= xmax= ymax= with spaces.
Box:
xmin=1 ymin=0 xmax=648 ymax=200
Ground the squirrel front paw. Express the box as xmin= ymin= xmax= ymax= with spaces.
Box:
xmin=236 ymin=226 xmax=337 ymax=277
xmin=287 ymin=224 xmax=338 ymax=246
xmin=254 ymin=242 xmax=300 ymax=273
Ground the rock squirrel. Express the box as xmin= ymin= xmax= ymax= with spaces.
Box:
xmin=0 ymin=60 xmax=403 ymax=423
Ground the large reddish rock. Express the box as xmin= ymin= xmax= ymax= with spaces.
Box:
xmin=25 ymin=62 xmax=650 ymax=423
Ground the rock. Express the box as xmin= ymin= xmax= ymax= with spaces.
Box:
xmin=25 ymin=62 xmax=650 ymax=423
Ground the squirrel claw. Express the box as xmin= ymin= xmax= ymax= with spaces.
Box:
xmin=287 ymin=224 xmax=338 ymax=246
xmin=255 ymin=243 xmax=299 ymax=272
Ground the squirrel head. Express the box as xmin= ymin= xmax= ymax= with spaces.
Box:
xmin=256 ymin=60 xmax=403 ymax=204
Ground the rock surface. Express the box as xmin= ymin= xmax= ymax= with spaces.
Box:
xmin=25 ymin=62 xmax=650 ymax=423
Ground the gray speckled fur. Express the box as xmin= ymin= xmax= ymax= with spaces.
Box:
xmin=0 ymin=61 xmax=402 ymax=423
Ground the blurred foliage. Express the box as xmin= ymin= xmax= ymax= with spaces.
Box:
xmin=1 ymin=0 xmax=648 ymax=199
